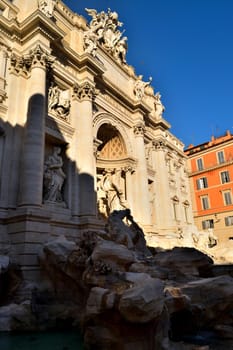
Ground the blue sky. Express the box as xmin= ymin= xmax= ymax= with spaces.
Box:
xmin=64 ymin=0 xmax=233 ymax=148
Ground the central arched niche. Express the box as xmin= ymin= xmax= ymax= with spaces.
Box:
xmin=97 ymin=123 xmax=126 ymax=160
xmin=96 ymin=123 xmax=128 ymax=218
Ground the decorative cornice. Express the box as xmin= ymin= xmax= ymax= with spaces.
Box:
xmin=97 ymin=156 xmax=137 ymax=171
xmin=0 ymin=10 xmax=65 ymax=44
xmin=188 ymin=159 xmax=233 ymax=177
xmin=96 ymin=74 xmax=151 ymax=115
xmin=45 ymin=115 xmax=74 ymax=142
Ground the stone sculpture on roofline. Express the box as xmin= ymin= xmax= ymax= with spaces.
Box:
xmin=133 ymin=75 xmax=153 ymax=100
xmin=84 ymin=8 xmax=128 ymax=64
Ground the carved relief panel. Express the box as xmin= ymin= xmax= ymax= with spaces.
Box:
xmin=48 ymin=83 xmax=71 ymax=122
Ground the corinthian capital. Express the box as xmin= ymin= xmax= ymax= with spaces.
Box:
xmin=27 ymin=45 xmax=55 ymax=70
xmin=9 ymin=53 xmax=31 ymax=76
xmin=72 ymin=82 xmax=98 ymax=101
xmin=133 ymin=122 xmax=145 ymax=136
xmin=152 ymin=139 xmax=166 ymax=150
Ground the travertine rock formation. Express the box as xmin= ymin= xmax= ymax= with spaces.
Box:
xmin=0 ymin=210 xmax=233 ymax=350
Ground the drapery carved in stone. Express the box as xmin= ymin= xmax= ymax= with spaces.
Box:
xmin=133 ymin=75 xmax=152 ymax=100
xmin=83 ymin=31 xmax=98 ymax=57
xmin=97 ymin=168 xmax=128 ymax=217
xmin=154 ymin=92 xmax=165 ymax=119
xmin=43 ymin=146 xmax=66 ymax=205
xmin=72 ymin=82 xmax=98 ymax=101
xmin=38 ymin=0 xmax=56 ymax=18
xmin=48 ymin=84 xmax=70 ymax=121
xmin=84 ymin=8 xmax=128 ymax=64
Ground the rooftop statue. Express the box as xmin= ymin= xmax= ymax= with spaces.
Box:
xmin=38 ymin=0 xmax=56 ymax=18
xmin=154 ymin=92 xmax=165 ymax=118
xmin=113 ymin=36 xmax=127 ymax=64
xmin=84 ymin=8 xmax=128 ymax=64
xmin=133 ymin=75 xmax=152 ymax=100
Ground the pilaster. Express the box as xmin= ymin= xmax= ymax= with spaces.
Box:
xmin=133 ymin=122 xmax=151 ymax=225
xmin=71 ymin=82 xmax=98 ymax=217
xmin=152 ymin=139 xmax=173 ymax=230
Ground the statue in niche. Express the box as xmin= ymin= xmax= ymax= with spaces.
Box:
xmin=43 ymin=146 xmax=66 ymax=204
xmin=154 ymin=92 xmax=165 ymax=119
xmin=133 ymin=75 xmax=152 ymax=100
xmin=48 ymin=84 xmax=70 ymax=120
xmin=97 ymin=169 xmax=128 ymax=216
xmin=38 ymin=0 xmax=56 ymax=18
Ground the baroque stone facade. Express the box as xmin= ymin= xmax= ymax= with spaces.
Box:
xmin=0 ymin=0 xmax=194 ymax=278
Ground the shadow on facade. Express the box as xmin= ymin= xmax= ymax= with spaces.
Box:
xmin=0 ymin=101 xmax=232 ymax=277
xmin=0 ymin=93 xmax=102 ymax=277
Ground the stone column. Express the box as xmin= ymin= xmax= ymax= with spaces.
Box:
xmin=0 ymin=52 xmax=28 ymax=208
xmin=71 ymin=82 xmax=97 ymax=217
xmin=19 ymin=45 xmax=53 ymax=206
xmin=133 ymin=122 xmax=151 ymax=225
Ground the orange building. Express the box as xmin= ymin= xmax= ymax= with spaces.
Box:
xmin=185 ymin=130 xmax=233 ymax=243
